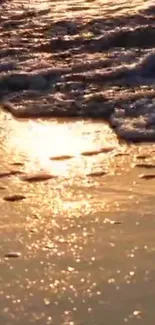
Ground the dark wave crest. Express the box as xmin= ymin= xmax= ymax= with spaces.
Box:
xmin=0 ymin=0 xmax=155 ymax=141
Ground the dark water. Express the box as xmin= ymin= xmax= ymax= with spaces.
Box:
xmin=0 ymin=0 xmax=155 ymax=141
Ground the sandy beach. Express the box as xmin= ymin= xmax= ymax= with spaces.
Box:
xmin=0 ymin=111 xmax=155 ymax=324
xmin=1 ymin=0 xmax=155 ymax=323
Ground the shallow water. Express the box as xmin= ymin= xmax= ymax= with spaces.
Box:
xmin=1 ymin=0 xmax=155 ymax=140
xmin=1 ymin=1 xmax=155 ymax=325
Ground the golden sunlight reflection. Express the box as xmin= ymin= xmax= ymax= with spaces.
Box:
xmin=5 ymin=116 xmax=120 ymax=176
xmin=26 ymin=0 xmax=150 ymax=19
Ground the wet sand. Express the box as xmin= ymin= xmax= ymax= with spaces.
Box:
xmin=0 ymin=112 xmax=155 ymax=324
xmin=1 ymin=0 xmax=155 ymax=324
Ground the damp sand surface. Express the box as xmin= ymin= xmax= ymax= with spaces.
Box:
xmin=1 ymin=0 xmax=155 ymax=324
xmin=0 ymin=112 xmax=155 ymax=324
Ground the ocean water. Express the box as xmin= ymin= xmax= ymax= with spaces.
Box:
xmin=0 ymin=0 xmax=155 ymax=141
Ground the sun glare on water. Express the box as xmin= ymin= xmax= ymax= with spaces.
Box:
xmin=5 ymin=117 xmax=118 ymax=175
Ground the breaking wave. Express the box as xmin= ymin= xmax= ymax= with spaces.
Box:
xmin=0 ymin=0 xmax=155 ymax=141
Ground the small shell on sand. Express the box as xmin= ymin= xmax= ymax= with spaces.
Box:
xmin=50 ymin=155 xmax=73 ymax=160
xmin=134 ymin=163 xmax=155 ymax=169
xmin=21 ymin=172 xmax=57 ymax=182
xmin=4 ymin=252 xmax=21 ymax=258
xmin=0 ymin=171 xmax=22 ymax=178
xmin=114 ymin=152 xmax=129 ymax=157
xmin=81 ymin=147 xmax=114 ymax=156
xmin=11 ymin=162 xmax=24 ymax=167
xmin=86 ymin=171 xmax=107 ymax=177
xmin=3 ymin=195 xmax=26 ymax=201
xmin=136 ymin=155 xmax=148 ymax=159
xmin=139 ymin=174 xmax=155 ymax=180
